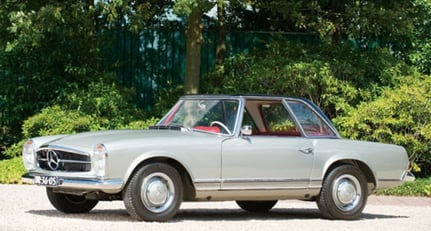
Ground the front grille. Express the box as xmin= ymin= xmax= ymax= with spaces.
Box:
xmin=36 ymin=149 xmax=91 ymax=172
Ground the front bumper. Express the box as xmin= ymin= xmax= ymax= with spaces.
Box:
xmin=21 ymin=173 xmax=124 ymax=194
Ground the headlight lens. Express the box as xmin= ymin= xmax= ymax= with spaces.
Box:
xmin=22 ymin=140 xmax=36 ymax=170
xmin=92 ymin=144 xmax=107 ymax=177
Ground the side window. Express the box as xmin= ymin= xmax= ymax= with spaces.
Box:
xmin=260 ymin=103 xmax=301 ymax=136
xmin=287 ymin=101 xmax=336 ymax=137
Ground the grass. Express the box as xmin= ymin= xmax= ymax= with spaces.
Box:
xmin=1 ymin=157 xmax=431 ymax=197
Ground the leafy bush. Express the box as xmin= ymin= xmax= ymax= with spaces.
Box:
xmin=202 ymin=40 xmax=413 ymax=118
xmin=3 ymin=79 xmax=153 ymax=159
xmin=0 ymin=157 xmax=26 ymax=184
xmin=2 ymin=107 xmax=95 ymax=159
xmin=56 ymin=79 xmax=144 ymax=129
xmin=152 ymin=81 xmax=184 ymax=117
xmin=22 ymin=106 xmax=94 ymax=138
xmin=122 ymin=117 xmax=160 ymax=129
xmin=334 ymin=74 xmax=431 ymax=177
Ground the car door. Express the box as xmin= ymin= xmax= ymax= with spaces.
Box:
xmin=220 ymin=100 xmax=315 ymax=190
xmin=221 ymin=136 xmax=314 ymax=190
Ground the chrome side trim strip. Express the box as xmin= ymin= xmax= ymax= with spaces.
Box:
xmin=222 ymin=178 xmax=310 ymax=183
xmin=194 ymin=178 xmax=323 ymax=191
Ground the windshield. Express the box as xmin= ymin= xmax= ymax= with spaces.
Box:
xmin=158 ymin=99 xmax=240 ymax=135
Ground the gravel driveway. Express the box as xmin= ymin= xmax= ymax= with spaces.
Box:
xmin=1 ymin=184 xmax=431 ymax=231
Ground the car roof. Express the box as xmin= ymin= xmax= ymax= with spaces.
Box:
xmin=181 ymin=94 xmax=302 ymax=100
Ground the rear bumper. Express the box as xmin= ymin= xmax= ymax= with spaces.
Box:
xmin=21 ymin=173 xmax=124 ymax=193
xmin=403 ymin=172 xmax=416 ymax=182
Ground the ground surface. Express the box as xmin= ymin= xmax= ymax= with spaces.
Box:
xmin=1 ymin=184 xmax=431 ymax=231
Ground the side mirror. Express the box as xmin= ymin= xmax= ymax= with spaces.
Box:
xmin=241 ymin=125 xmax=252 ymax=136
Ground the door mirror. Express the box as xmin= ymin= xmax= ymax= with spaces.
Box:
xmin=241 ymin=125 xmax=252 ymax=136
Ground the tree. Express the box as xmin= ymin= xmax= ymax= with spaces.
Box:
xmin=216 ymin=0 xmax=226 ymax=66
xmin=0 ymin=1 xmax=100 ymax=155
xmin=227 ymin=1 xmax=418 ymax=51
xmin=408 ymin=0 xmax=431 ymax=74
xmin=174 ymin=0 xmax=214 ymax=94
xmin=0 ymin=0 xmax=170 ymax=158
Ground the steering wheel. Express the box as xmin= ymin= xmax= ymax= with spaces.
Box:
xmin=210 ymin=121 xmax=231 ymax=135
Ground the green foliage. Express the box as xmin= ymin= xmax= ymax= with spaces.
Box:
xmin=270 ymin=120 xmax=295 ymax=132
xmin=30 ymin=79 xmax=147 ymax=134
xmin=122 ymin=118 xmax=160 ymax=129
xmin=408 ymin=0 xmax=431 ymax=75
xmin=335 ymin=75 xmax=431 ymax=177
xmin=153 ymin=81 xmax=184 ymax=117
xmin=0 ymin=1 xmax=170 ymax=158
xmin=173 ymin=0 xmax=213 ymax=16
xmin=22 ymin=106 xmax=94 ymax=138
xmin=203 ymin=40 xmax=412 ymax=118
xmin=2 ymin=140 xmax=25 ymax=160
xmin=20 ymin=79 xmax=145 ymax=139
xmin=0 ymin=1 xmax=100 ymax=156
xmin=56 ymin=79 xmax=143 ymax=129
xmin=0 ymin=157 xmax=26 ymax=184
xmin=2 ymin=79 xmax=150 ymax=159
xmin=228 ymin=1 xmax=417 ymax=47
xmin=203 ymin=42 xmax=351 ymax=117
xmin=96 ymin=0 xmax=172 ymax=32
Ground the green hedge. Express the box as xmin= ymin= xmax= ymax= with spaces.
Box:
xmin=0 ymin=157 xmax=26 ymax=184
xmin=3 ymin=80 xmax=158 ymax=159
xmin=335 ymin=75 xmax=431 ymax=177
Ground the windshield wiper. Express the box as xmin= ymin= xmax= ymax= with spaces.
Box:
xmin=149 ymin=124 xmax=191 ymax=131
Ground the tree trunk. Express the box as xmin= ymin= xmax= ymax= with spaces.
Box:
xmin=184 ymin=8 xmax=204 ymax=94
xmin=216 ymin=0 xmax=226 ymax=66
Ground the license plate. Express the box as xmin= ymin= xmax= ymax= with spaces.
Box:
xmin=34 ymin=176 xmax=59 ymax=186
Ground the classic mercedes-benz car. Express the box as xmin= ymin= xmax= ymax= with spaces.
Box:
xmin=22 ymin=95 xmax=412 ymax=221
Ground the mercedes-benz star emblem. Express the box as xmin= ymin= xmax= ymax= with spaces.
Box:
xmin=47 ymin=150 xmax=60 ymax=170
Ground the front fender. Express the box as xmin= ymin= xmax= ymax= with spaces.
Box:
xmin=121 ymin=151 xmax=194 ymax=189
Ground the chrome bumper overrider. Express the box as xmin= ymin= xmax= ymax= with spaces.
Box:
xmin=21 ymin=173 xmax=124 ymax=193
xmin=403 ymin=172 xmax=416 ymax=182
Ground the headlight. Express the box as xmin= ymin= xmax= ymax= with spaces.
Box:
xmin=92 ymin=144 xmax=107 ymax=177
xmin=22 ymin=140 xmax=36 ymax=170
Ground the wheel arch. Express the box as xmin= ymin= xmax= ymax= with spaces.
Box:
xmin=123 ymin=156 xmax=196 ymax=201
xmin=323 ymin=159 xmax=377 ymax=194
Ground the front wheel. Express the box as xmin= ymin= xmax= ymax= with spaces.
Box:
xmin=236 ymin=200 xmax=278 ymax=212
xmin=123 ymin=163 xmax=183 ymax=221
xmin=317 ymin=165 xmax=368 ymax=220
xmin=46 ymin=188 xmax=98 ymax=213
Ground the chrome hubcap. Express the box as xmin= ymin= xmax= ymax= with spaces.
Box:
xmin=141 ymin=172 xmax=175 ymax=213
xmin=147 ymin=179 xmax=169 ymax=205
xmin=332 ymin=174 xmax=361 ymax=211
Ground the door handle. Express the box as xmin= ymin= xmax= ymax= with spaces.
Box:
xmin=299 ymin=147 xmax=313 ymax=154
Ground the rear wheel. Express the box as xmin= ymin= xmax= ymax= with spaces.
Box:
xmin=123 ymin=163 xmax=183 ymax=221
xmin=46 ymin=188 xmax=98 ymax=213
xmin=317 ymin=165 xmax=368 ymax=220
xmin=236 ymin=200 xmax=278 ymax=212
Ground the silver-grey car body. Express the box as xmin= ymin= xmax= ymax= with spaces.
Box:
xmin=22 ymin=95 xmax=412 ymax=221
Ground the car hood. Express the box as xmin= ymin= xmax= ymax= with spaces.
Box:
xmin=38 ymin=129 xmax=209 ymax=153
